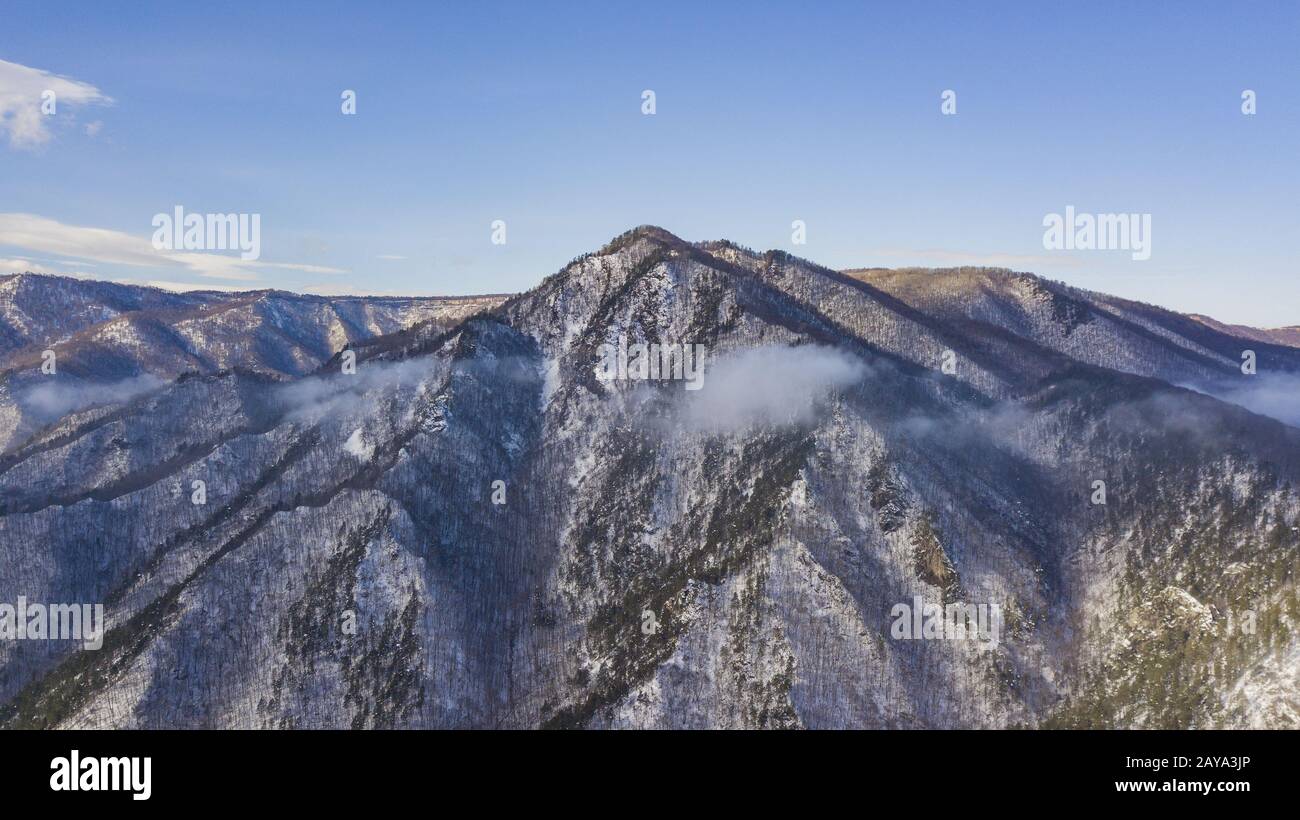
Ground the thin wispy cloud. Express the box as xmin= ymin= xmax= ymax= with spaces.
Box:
xmin=0 ymin=256 xmax=93 ymax=277
xmin=17 ymin=374 xmax=163 ymax=421
xmin=1184 ymin=375 xmax=1300 ymax=429
xmin=276 ymin=358 xmax=433 ymax=423
xmin=265 ymin=262 xmax=350 ymax=275
xmin=683 ymin=345 xmax=867 ymax=433
xmin=0 ymin=213 xmax=346 ymax=283
xmin=0 ymin=58 xmax=111 ymax=149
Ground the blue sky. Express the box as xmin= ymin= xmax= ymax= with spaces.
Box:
xmin=1 ymin=0 xmax=1296 ymax=324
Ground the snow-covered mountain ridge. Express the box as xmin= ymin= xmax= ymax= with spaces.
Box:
xmin=2 ymin=228 xmax=1297 ymax=729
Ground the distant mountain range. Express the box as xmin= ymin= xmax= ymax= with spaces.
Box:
xmin=1185 ymin=312 xmax=1300 ymax=350
xmin=2 ymin=229 xmax=1298 ymax=728
xmin=0 ymin=273 xmax=503 ymax=449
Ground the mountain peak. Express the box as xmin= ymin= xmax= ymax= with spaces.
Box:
xmin=4 ymin=230 xmax=1300 ymax=731
xmin=596 ymin=224 xmax=689 ymax=254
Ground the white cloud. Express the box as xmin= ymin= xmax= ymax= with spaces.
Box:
xmin=0 ymin=256 xmax=60 ymax=275
xmin=0 ymin=254 xmax=96 ymax=277
xmin=1185 ymin=375 xmax=1300 ymax=428
xmin=17 ymin=374 xmax=163 ymax=421
xmin=0 ymin=213 xmax=346 ymax=283
xmin=276 ymin=358 xmax=433 ymax=423
xmin=0 ymin=212 xmax=178 ymax=268
xmin=683 ymin=344 xmax=867 ymax=433
xmin=376 ymin=254 xmax=407 ymax=260
xmin=0 ymin=59 xmax=112 ymax=149
xmin=266 ymin=261 xmax=349 ymax=274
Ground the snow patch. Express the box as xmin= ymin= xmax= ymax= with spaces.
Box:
xmin=343 ymin=427 xmax=374 ymax=460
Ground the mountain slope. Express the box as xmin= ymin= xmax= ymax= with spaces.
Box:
xmin=844 ymin=266 xmax=1300 ymax=388
xmin=1189 ymin=313 xmax=1300 ymax=350
xmin=0 ymin=273 xmax=505 ymax=451
xmin=2 ymin=229 xmax=1298 ymax=729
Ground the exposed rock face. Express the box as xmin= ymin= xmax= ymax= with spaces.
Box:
xmin=2 ymin=229 xmax=1298 ymax=729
